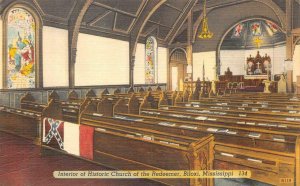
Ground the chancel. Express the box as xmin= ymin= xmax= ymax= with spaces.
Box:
xmin=0 ymin=0 xmax=300 ymax=186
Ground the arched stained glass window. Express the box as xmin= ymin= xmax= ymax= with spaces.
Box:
xmin=145 ymin=36 xmax=157 ymax=84
xmin=6 ymin=7 xmax=36 ymax=88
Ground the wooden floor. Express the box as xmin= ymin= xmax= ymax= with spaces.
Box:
xmin=0 ymin=132 xmax=162 ymax=186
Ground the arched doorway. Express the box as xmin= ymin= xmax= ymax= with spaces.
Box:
xmin=169 ymin=48 xmax=187 ymax=91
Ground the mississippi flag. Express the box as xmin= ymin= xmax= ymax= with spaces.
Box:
xmin=64 ymin=122 xmax=94 ymax=160
xmin=43 ymin=118 xmax=94 ymax=160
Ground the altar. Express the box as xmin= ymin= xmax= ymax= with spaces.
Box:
xmin=245 ymin=51 xmax=271 ymax=79
xmin=218 ymin=51 xmax=277 ymax=92
xmin=244 ymin=75 xmax=268 ymax=80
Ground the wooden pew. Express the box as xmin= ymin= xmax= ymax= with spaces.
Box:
xmin=0 ymin=99 xmax=57 ymax=144
xmin=59 ymin=90 xmax=88 ymax=123
xmin=84 ymin=89 xmax=145 ymax=116
xmin=50 ymin=90 xmax=95 ymax=123
xmin=140 ymin=91 xmax=163 ymax=109
xmin=177 ymin=102 xmax=300 ymax=114
xmin=85 ymin=97 xmax=299 ymax=185
xmin=133 ymin=89 xmax=147 ymax=105
xmin=114 ymin=94 xmax=140 ymax=115
xmin=82 ymin=118 xmax=214 ymax=186
xmin=162 ymin=104 xmax=300 ymax=127
xmin=223 ymin=92 xmax=298 ymax=98
xmin=198 ymin=92 xmax=300 ymax=103
xmin=215 ymin=81 xmax=229 ymax=96
xmin=140 ymin=107 xmax=300 ymax=133
xmin=201 ymin=94 xmax=300 ymax=103
xmin=20 ymin=92 xmax=47 ymax=112
xmin=163 ymin=91 xmax=177 ymax=105
xmin=38 ymin=89 xmax=300 ymax=185
xmin=41 ymin=92 xmax=300 ymax=185
xmin=175 ymin=98 xmax=300 ymax=112
xmin=93 ymin=108 xmax=300 ymax=186
xmin=41 ymin=101 xmax=214 ymax=186
xmin=199 ymin=81 xmax=211 ymax=98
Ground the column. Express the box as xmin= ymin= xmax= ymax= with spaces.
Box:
xmin=286 ymin=0 xmax=294 ymax=92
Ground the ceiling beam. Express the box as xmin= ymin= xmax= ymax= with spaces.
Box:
xmin=168 ymin=42 xmax=188 ymax=48
xmin=92 ymin=1 xmax=137 ymax=18
xmin=164 ymin=3 xmax=183 ymax=12
xmin=127 ymin=0 xmax=148 ymax=33
xmin=147 ymin=20 xmax=173 ymax=29
xmin=113 ymin=12 xmax=118 ymax=31
xmin=193 ymin=0 xmax=248 ymax=11
xmin=88 ymin=10 xmax=111 ymax=26
xmin=142 ymin=24 xmax=160 ymax=36
xmin=172 ymin=22 xmax=188 ymax=41
xmin=167 ymin=0 xmax=198 ymax=45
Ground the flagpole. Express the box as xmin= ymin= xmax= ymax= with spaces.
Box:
xmin=203 ymin=60 xmax=205 ymax=81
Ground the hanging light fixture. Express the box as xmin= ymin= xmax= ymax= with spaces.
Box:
xmin=198 ymin=0 xmax=213 ymax=39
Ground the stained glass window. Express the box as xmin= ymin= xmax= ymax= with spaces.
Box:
xmin=250 ymin=22 xmax=262 ymax=36
xmin=6 ymin=8 xmax=36 ymax=89
xmin=232 ymin=23 xmax=244 ymax=38
xmin=145 ymin=36 xmax=157 ymax=84
xmin=265 ymin=20 xmax=278 ymax=36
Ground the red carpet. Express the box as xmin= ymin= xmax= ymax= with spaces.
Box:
xmin=0 ymin=132 xmax=162 ymax=186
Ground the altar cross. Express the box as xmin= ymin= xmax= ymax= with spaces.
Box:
xmin=256 ymin=62 xmax=261 ymax=69
xmin=253 ymin=36 xmax=263 ymax=48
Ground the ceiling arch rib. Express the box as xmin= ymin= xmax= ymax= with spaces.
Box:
xmin=68 ymin=0 xmax=94 ymax=88
xmin=167 ymin=0 xmax=198 ymax=45
xmin=129 ymin=0 xmax=167 ymax=56
xmin=140 ymin=0 xmax=196 ymax=42
xmin=128 ymin=0 xmax=167 ymax=87
xmin=192 ymin=0 xmax=286 ymax=43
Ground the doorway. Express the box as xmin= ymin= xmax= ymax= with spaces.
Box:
xmin=169 ymin=48 xmax=187 ymax=91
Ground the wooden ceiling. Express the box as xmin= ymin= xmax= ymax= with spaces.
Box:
xmin=1 ymin=0 xmax=298 ymax=45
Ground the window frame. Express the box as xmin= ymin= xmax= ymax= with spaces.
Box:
xmin=2 ymin=4 xmax=42 ymax=89
xmin=145 ymin=36 xmax=158 ymax=84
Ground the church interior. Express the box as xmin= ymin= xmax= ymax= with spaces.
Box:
xmin=0 ymin=0 xmax=300 ymax=185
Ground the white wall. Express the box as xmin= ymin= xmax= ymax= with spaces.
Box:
xmin=43 ymin=26 xmax=69 ymax=87
xmin=293 ymin=45 xmax=300 ymax=81
xmin=134 ymin=43 xmax=145 ymax=84
xmin=193 ymin=51 xmax=216 ymax=81
xmin=157 ymin=47 xmax=168 ymax=84
xmin=75 ymin=33 xmax=129 ymax=86
xmin=0 ymin=18 xmax=3 ymax=89
xmin=220 ymin=46 xmax=286 ymax=77
xmin=220 ymin=50 xmax=245 ymax=75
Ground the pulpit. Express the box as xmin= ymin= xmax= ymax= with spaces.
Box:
xmin=277 ymin=74 xmax=287 ymax=93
